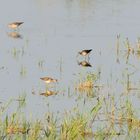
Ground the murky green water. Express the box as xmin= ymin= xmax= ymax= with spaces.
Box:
xmin=0 ymin=0 xmax=140 ymax=121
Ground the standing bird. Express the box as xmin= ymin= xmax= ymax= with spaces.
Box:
xmin=40 ymin=77 xmax=58 ymax=84
xmin=78 ymin=49 xmax=92 ymax=56
xmin=77 ymin=49 xmax=92 ymax=60
xmin=8 ymin=22 xmax=24 ymax=29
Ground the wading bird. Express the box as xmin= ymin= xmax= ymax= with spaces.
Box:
xmin=77 ymin=49 xmax=92 ymax=60
xmin=8 ymin=22 xmax=24 ymax=29
xmin=40 ymin=77 xmax=58 ymax=84
xmin=78 ymin=49 xmax=92 ymax=56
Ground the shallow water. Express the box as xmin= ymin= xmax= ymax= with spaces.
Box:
xmin=0 ymin=0 xmax=140 ymax=119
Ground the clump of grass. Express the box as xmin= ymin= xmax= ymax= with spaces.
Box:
xmin=26 ymin=113 xmax=57 ymax=140
xmin=60 ymin=113 xmax=92 ymax=140
xmin=27 ymin=120 xmax=42 ymax=140
xmin=78 ymin=81 xmax=93 ymax=89
xmin=75 ymin=72 xmax=98 ymax=97
xmin=43 ymin=113 xmax=57 ymax=140
xmin=2 ymin=113 xmax=29 ymax=140
xmin=6 ymin=120 xmax=27 ymax=135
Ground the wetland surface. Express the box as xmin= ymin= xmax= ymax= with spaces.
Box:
xmin=0 ymin=0 xmax=140 ymax=139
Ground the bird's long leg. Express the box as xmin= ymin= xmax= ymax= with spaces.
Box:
xmin=17 ymin=27 xmax=20 ymax=32
xmin=87 ymin=55 xmax=90 ymax=61
xmin=45 ymin=84 xmax=49 ymax=91
xmin=46 ymin=84 xmax=52 ymax=90
xmin=13 ymin=28 xmax=17 ymax=32
xmin=84 ymin=56 xmax=86 ymax=61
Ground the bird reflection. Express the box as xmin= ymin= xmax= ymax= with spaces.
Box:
xmin=7 ymin=32 xmax=22 ymax=39
xmin=40 ymin=90 xmax=57 ymax=97
xmin=78 ymin=60 xmax=92 ymax=67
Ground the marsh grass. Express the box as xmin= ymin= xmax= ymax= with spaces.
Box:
xmin=118 ymin=37 xmax=140 ymax=57
xmin=60 ymin=113 xmax=92 ymax=140
xmin=38 ymin=59 xmax=45 ymax=70
xmin=0 ymin=93 xmax=140 ymax=139
xmin=20 ymin=65 xmax=27 ymax=77
xmin=75 ymin=72 xmax=99 ymax=97
xmin=10 ymin=47 xmax=25 ymax=60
